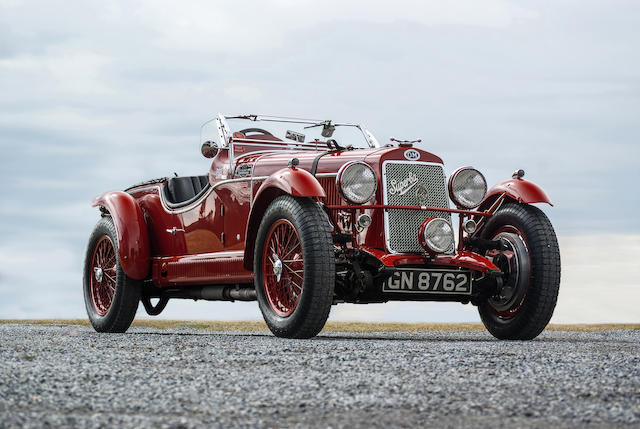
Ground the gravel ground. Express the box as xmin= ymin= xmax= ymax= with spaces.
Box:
xmin=0 ymin=324 xmax=639 ymax=428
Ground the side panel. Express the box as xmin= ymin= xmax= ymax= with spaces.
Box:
xmin=92 ymin=191 xmax=151 ymax=280
xmin=133 ymin=188 xmax=186 ymax=257
xmin=153 ymin=251 xmax=252 ymax=287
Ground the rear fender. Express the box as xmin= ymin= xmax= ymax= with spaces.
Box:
xmin=479 ymin=178 xmax=552 ymax=212
xmin=243 ymin=168 xmax=326 ymax=270
xmin=92 ymin=191 xmax=151 ymax=280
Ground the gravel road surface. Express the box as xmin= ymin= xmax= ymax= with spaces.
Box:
xmin=1 ymin=324 xmax=639 ymax=428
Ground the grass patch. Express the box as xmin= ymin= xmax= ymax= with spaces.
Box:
xmin=0 ymin=319 xmax=638 ymax=332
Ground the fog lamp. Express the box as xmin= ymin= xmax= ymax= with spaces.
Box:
xmin=357 ymin=214 xmax=372 ymax=229
xmin=418 ymin=217 xmax=455 ymax=254
xmin=462 ymin=219 xmax=477 ymax=234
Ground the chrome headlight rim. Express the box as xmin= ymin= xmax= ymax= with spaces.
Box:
xmin=448 ymin=166 xmax=487 ymax=209
xmin=419 ymin=217 xmax=455 ymax=254
xmin=336 ymin=161 xmax=377 ymax=204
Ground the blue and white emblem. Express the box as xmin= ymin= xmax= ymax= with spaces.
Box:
xmin=404 ymin=149 xmax=420 ymax=161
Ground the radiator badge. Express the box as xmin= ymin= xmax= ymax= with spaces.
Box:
xmin=404 ymin=149 xmax=420 ymax=161
xmin=388 ymin=171 xmax=420 ymax=196
xmin=415 ymin=183 xmax=429 ymax=205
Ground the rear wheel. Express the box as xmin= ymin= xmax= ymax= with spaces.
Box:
xmin=478 ymin=202 xmax=560 ymax=340
xmin=254 ymin=195 xmax=335 ymax=338
xmin=83 ymin=216 xmax=141 ymax=333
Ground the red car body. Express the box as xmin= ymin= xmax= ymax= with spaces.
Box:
xmin=85 ymin=114 xmax=559 ymax=339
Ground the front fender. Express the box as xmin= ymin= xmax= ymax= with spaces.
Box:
xmin=254 ymin=167 xmax=326 ymax=201
xmin=92 ymin=191 xmax=150 ymax=280
xmin=243 ymin=168 xmax=326 ymax=270
xmin=480 ymin=178 xmax=552 ymax=210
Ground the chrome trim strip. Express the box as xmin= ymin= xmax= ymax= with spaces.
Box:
xmin=129 ymin=171 xmax=336 ymax=215
xmin=129 ymin=176 xmax=268 ymax=214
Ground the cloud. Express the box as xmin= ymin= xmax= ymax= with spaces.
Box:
xmin=1 ymin=0 xmax=639 ymax=322
xmin=552 ymin=234 xmax=640 ymax=323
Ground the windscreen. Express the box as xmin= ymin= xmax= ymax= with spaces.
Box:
xmin=224 ymin=116 xmax=375 ymax=149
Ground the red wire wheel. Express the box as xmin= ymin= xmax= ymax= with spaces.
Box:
xmin=89 ymin=235 xmax=117 ymax=316
xmin=261 ymin=219 xmax=304 ymax=317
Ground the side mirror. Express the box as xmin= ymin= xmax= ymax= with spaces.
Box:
xmin=201 ymin=141 xmax=218 ymax=158
xmin=321 ymin=123 xmax=335 ymax=138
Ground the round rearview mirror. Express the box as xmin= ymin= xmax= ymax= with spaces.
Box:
xmin=201 ymin=141 xmax=218 ymax=158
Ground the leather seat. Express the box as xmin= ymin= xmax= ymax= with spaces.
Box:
xmin=164 ymin=175 xmax=209 ymax=206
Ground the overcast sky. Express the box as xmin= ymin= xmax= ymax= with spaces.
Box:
xmin=1 ymin=0 xmax=638 ymax=323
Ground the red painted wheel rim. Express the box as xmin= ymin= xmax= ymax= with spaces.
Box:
xmin=262 ymin=219 xmax=304 ymax=317
xmin=90 ymin=235 xmax=117 ymax=316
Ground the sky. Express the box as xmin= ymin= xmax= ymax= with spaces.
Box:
xmin=0 ymin=0 xmax=638 ymax=323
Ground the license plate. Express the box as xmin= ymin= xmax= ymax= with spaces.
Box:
xmin=382 ymin=269 xmax=472 ymax=295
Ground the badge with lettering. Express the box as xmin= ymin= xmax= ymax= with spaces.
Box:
xmin=404 ymin=149 xmax=420 ymax=161
xmin=388 ymin=172 xmax=419 ymax=196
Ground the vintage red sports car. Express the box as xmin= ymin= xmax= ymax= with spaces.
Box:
xmin=83 ymin=114 xmax=560 ymax=339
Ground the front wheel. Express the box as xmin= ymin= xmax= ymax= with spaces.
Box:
xmin=254 ymin=195 xmax=335 ymax=338
xmin=478 ymin=202 xmax=561 ymax=340
xmin=83 ymin=216 xmax=141 ymax=332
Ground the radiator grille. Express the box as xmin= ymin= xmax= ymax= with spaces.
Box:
xmin=318 ymin=177 xmax=342 ymax=205
xmin=383 ymin=162 xmax=452 ymax=253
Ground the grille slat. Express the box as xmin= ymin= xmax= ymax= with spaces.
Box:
xmin=383 ymin=162 xmax=451 ymax=253
xmin=318 ymin=177 xmax=342 ymax=205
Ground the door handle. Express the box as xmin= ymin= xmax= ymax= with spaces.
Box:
xmin=166 ymin=227 xmax=185 ymax=235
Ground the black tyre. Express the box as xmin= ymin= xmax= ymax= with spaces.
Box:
xmin=83 ymin=216 xmax=141 ymax=333
xmin=254 ymin=195 xmax=335 ymax=338
xmin=478 ymin=202 xmax=560 ymax=340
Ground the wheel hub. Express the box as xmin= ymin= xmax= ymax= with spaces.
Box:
xmin=272 ymin=253 xmax=283 ymax=282
xmin=488 ymin=231 xmax=530 ymax=313
xmin=94 ymin=266 xmax=104 ymax=283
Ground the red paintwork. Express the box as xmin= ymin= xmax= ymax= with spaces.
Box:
xmin=254 ymin=167 xmax=325 ymax=200
xmin=153 ymin=250 xmax=251 ymax=286
xmin=91 ymin=191 xmax=150 ymax=280
xmin=483 ymin=178 xmax=552 ymax=208
xmin=359 ymin=246 xmax=498 ymax=273
xmin=432 ymin=251 xmax=500 ymax=274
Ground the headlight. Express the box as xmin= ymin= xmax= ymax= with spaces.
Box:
xmin=418 ymin=217 xmax=455 ymax=254
xmin=336 ymin=161 xmax=377 ymax=204
xmin=448 ymin=167 xmax=487 ymax=209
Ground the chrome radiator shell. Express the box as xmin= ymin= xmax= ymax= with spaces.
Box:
xmin=381 ymin=161 xmax=452 ymax=253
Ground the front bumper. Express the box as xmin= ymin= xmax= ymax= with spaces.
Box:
xmin=360 ymin=246 xmax=500 ymax=274
xmin=349 ymin=247 xmax=503 ymax=304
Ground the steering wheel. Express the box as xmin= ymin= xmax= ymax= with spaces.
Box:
xmin=238 ymin=128 xmax=273 ymax=136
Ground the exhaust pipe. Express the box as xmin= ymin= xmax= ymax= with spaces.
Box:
xmin=173 ymin=285 xmax=257 ymax=301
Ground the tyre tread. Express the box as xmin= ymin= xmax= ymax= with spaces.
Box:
xmin=479 ymin=202 xmax=561 ymax=340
